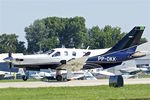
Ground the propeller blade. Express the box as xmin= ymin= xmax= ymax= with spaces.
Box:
xmin=9 ymin=62 xmax=12 ymax=69
xmin=9 ymin=52 xmax=12 ymax=57
xmin=7 ymin=52 xmax=13 ymax=74
xmin=8 ymin=62 xmax=13 ymax=74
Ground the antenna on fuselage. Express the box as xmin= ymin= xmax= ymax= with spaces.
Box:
xmin=61 ymin=45 xmax=65 ymax=48
xmin=86 ymin=46 xmax=89 ymax=50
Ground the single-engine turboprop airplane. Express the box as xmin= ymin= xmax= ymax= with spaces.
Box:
xmin=3 ymin=47 xmax=109 ymax=81
xmin=3 ymin=26 xmax=146 ymax=81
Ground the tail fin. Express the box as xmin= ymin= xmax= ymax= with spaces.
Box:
xmin=105 ymin=26 xmax=145 ymax=54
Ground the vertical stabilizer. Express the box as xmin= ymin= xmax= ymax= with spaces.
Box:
xmin=105 ymin=26 xmax=145 ymax=54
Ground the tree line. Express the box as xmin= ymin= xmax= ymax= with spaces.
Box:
xmin=0 ymin=16 xmax=147 ymax=54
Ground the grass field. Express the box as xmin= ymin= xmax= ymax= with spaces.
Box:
xmin=0 ymin=84 xmax=150 ymax=100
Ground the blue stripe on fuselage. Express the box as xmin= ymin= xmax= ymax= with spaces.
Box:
xmin=87 ymin=45 xmax=137 ymax=64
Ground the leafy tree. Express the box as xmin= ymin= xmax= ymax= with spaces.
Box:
xmin=25 ymin=16 xmax=87 ymax=53
xmin=38 ymin=37 xmax=59 ymax=52
xmin=25 ymin=19 xmax=48 ymax=53
xmin=0 ymin=34 xmax=26 ymax=53
xmin=88 ymin=25 xmax=125 ymax=49
xmin=16 ymin=41 xmax=26 ymax=53
xmin=0 ymin=34 xmax=18 ymax=53
xmin=59 ymin=17 xmax=87 ymax=48
xmin=25 ymin=16 xmax=148 ymax=53
xmin=139 ymin=37 xmax=148 ymax=44
xmin=87 ymin=26 xmax=104 ymax=49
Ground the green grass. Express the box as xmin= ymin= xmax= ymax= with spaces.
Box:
xmin=0 ymin=84 xmax=150 ymax=100
xmin=142 ymin=75 xmax=150 ymax=78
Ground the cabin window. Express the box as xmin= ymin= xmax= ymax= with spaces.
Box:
xmin=72 ymin=51 xmax=76 ymax=56
xmin=64 ymin=51 xmax=68 ymax=56
xmin=52 ymin=52 xmax=60 ymax=57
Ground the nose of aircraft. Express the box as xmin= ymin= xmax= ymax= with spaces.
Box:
xmin=3 ymin=57 xmax=14 ymax=62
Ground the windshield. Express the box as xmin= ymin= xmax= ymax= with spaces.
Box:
xmin=45 ymin=50 xmax=55 ymax=55
xmin=52 ymin=52 xmax=60 ymax=57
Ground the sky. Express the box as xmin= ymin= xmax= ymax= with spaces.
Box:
xmin=0 ymin=0 xmax=150 ymax=46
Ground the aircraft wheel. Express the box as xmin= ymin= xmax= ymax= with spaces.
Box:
xmin=22 ymin=75 xmax=28 ymax=81
xmin=56 ymin=75 xmax=63 ymax=81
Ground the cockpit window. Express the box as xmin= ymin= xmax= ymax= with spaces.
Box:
xmin=64 ymin=51 xmax=68 ymax=56
xmin=72 ymin=51 xmax=76 ymax=56
xmin=47 ymin=50 xmax=55 ymax=55
xmin=52 ymin=52 xmax=60 ymax=57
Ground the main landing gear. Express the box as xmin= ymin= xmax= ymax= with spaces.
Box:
xmin=56 ymin=70 xmax=63 ymax=81
xmin=56 ymin=75 xmax=63 ymax=81
xmin=56 ymin=69 xmax=72 ymax=81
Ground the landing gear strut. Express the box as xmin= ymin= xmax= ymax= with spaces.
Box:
xmin=22 ymin=69 xmax=28 ymax=81
xmin=56 ymin=70 xmax=63 ymax=81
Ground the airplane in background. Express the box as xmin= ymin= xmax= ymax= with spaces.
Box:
xmin=119 ymin=65 xmax=150 ymax=79
xmin=0 ymin=68 xmax=24 ymax=80
xmin=119 ymin=67 xmax=141 ymax=79
xmin=30 ymin=69 xmax=97 ymax=81
xmin=0 ymin=71 xmax=14 ymax=80
xmin=30 ymin=70 xmax=55 ymax=80
xmin=89 ymin=68 xmax=115 ymax=79
xmin=137 ymin=65 xmax=150 ymax=74
xmin=3 ymin=26 xmax=146 ymax=81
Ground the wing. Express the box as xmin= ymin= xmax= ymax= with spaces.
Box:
xmin=56 ymin=56 xmax=89 ymax=71
xmin=97 ymin=71 xmax=115 ymax=76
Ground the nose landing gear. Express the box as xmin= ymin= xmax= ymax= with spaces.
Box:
xmin=22 ymin=75 xmax=28 ymax=81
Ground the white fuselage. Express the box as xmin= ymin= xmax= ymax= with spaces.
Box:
xmin=10 ymin=48 xmax=110 ymax=66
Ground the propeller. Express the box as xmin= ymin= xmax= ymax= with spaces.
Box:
xmin=3 ymin=52 xmax=13 ymax=74
xmin=8 ymin=52 xmax=11 ymax=58
xmin=9 ymin=52 xmax=13 ymax=74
